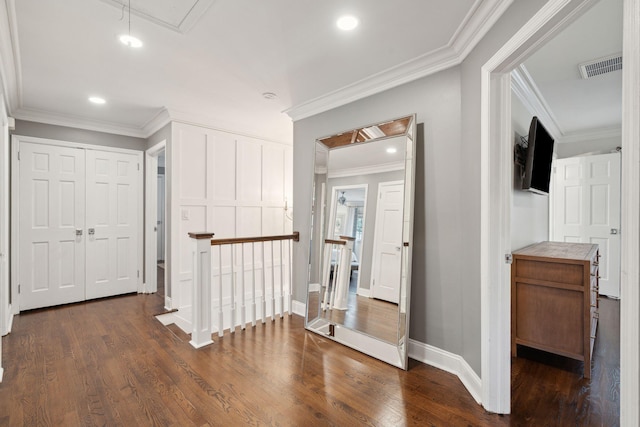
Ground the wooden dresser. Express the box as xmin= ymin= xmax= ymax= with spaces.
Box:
xmin=511 ymin=241 xmax=599 ymax=378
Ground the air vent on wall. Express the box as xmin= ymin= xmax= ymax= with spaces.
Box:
xmin=579 ymin=53 xmax=622 ymax=79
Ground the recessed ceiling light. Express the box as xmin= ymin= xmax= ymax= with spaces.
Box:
xmin=337 ymin=15 xmax=358 ymax=31
xmin=386 ymin=147 xmax=397 ymax=154
xmin=262 ymin=92 xmax=278 ymax=100
xmin=89 ymin=96 xmax=106 ymax=105
xmin=119 ymin=34 xmax=143 ymax=48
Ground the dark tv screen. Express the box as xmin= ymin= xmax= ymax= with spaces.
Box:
xmin=523 ymin=117 xmax=554 ymax=195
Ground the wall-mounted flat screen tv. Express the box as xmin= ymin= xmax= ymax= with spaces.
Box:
xmin=522 ymin=116 xmax=555 ymax=195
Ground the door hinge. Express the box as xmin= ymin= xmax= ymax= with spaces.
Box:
xmin=505 ymin=254 xmax=513 ymax=264
xmin=137 ymin=163 xmax=140 ymax=171
xmin=137 ymin=270 xmax=140 ymax=278
xmin=18 ymin=284 xmax=20 ymax=294
xmin=17 ymin=151 xmax=20 ymax=160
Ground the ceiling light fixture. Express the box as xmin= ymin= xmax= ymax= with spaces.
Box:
xmin=337 ymin=15 xmax=359 ymax=31
xmin=89 ymin=96 xmax=106 ymax=105
xmin=338 ymin=191 xmax=347 ymax=206
xmin=120 ymin=34 xmax=143 ymax=48
xmin=119 ymin=0 xmax=143 ymax=48
xmin=262 ymin=92 xmax=278 ymax=100
xmin=386 ymin=147 xmax=397 ymax=154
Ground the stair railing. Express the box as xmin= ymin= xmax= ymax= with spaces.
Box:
xmin=188 ymin=231 xmax=299 ymax=348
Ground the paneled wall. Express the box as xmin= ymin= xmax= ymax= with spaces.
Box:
xmin=169 ymin=122 xmax=292 ymax=314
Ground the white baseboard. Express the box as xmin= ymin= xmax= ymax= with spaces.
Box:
xmin=357 ymin=288 xmax=371 ymax=298
xmin=0 ymin=366 xmax=3 ymax=382
xmin=408 ymin=339 xmax=482 ymax=405
xmin=164 ymin=296 xmax=172 ymax=311
xmin=291 ymin=300 xmax=306 ymax=317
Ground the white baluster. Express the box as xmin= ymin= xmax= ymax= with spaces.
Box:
xmin=279 ymin=240 xmax=284 ymax=318
xmin=230 ymin=245 xmax=236 ymax=333
xmin=288 ymin=239 xmax=293 ymax=316
xmin=251 ymin=242 xmax=257 ymax=327
xmin=261 ymin=241 xmax=266 ymax=324
xmin=270 ymin=240 xmax=276 ymax=321
xmin=240 ymin=243 xmax=246 ymax=330
xmin=218 ymin=245 xmax=223 ymax=337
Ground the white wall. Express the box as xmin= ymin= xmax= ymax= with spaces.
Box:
xmin=510 ymin=92 xmax=549 ymax=251
xmin=169 ymin=122 xmax=293 ymax=319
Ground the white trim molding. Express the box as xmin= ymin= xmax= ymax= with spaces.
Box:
xmin=408 ymin=340 xmax=482 ymax=404
xmin=0 ymin=0 xmax=21 ymax=114
xmin=285 ymin=0 xmax=514 ymax=121
xmin=510 ymin=64 xmax=563 ymax=138
xmin=620 ymin=0 xmax=640 ymax=425
xmin=480 ymin=0 xmax=603 ymax=415
xmin=291 ymin=300 xmax=306 ymax=317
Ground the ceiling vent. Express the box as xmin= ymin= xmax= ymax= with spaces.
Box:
xmin=579 ymin=53 xmax=622 ymax=79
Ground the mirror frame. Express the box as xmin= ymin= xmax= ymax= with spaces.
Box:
xmin=304 ymin=114 xmax=417 ymax=370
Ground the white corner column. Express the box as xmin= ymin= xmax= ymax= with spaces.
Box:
xmin=189 ymin=232 xmax=214 ymax=349
xmin=332 ymin=236 xmax=354 ymax=310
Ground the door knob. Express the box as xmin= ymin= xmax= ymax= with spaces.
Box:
xmin=75 ymin=229 xmax=83 ymax=236
xmin=611 ymin=228 xmax=619 ymax=235
xmin=88 ymin=228 xmax=95 ymax=235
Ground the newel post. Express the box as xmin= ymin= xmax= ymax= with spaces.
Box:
xmin=188 ymin=232 xmax=215 ymax=348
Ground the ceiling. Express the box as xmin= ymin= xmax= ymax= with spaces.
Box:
xmin=0 ymin=0 xmax=512 ymax=142
xmin=515 ymin=0 xmax=622 ymax=143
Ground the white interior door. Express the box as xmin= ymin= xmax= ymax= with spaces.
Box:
xmin=19 ymin=142 xmax=86 ymax=310
xmin=371 ymin=181 xmax=404 ymax=303
xmin=157 ymin=173 xmax=165 ymax=261
xmin=551 ymin=152 xmax=621 ymax=297
xmin=85 ymin=150 xmax=139 ymax=300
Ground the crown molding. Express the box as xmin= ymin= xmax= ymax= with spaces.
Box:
xmin=510 ymin=64 xmax=563 ymax=138
xmin=142 ymin=108 xmax=172 ymax=137
xmin=0 ymin=0 xmax=21 ymax=114
xmin=12 ymin=107 xmax=152 ymax=138
xmin=285 ymin=0 xmax=514 ymax=121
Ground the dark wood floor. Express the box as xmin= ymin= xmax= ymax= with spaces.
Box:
xmin=0 ymin=291 xmax=619 ymax=426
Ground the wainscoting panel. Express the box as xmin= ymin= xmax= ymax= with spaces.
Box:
xmin=171 ymin=122 xmax=292 ymax=317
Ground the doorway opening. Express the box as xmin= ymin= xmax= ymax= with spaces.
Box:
xmin=480 ymin=0 xmax=639 ymax=418
xmin=145 ymin=141 xmax=168 ymax=307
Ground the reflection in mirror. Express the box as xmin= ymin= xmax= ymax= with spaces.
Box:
xmin=305 ymin=115 xmax=416 ymax=369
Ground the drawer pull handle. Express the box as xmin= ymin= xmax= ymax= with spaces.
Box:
xmin=590 ymin=335 xmax=597 ymax=339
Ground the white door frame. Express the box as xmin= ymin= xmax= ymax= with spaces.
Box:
xmin=11 ymin=135 xmax=144 ymax=311
xmin=480 ymin=0 xmax=639 ymax=420
xmin=326 ymin=184 xmax=368 ymax=296
xmin=0 ymin=96 xmax=7 ymax=382
xmin=144 ymin=141 xmax=166 ymax=299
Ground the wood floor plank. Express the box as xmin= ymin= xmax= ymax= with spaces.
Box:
xmin=0 ymin=292 xmax=619 ymax=426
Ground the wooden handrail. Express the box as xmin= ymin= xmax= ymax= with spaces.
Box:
xmin=324 ymin=239 xmax=347 ymax=246
xmin=211 ymin=231 xmax=299 ymax=246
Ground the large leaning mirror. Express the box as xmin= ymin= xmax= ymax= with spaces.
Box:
xmin=305 ymin=115 xmax=416 ymax=369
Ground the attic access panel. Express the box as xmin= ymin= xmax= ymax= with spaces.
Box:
xmin=99 ymin=0 xmax=215 ymax=33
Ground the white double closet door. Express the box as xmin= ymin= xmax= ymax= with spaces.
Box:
xmin=18 ymin=141 xmax=141 ymax=310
